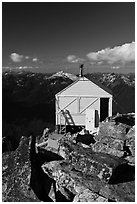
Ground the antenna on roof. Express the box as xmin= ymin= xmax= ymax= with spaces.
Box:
xmin=79 ymin=64 xmax=84 ymax=77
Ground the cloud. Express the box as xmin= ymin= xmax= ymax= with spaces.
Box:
xmin=10 ymin=53 xmax=40 ymax=63
xmin=67 ymin=55 xmax=79 ymax=63
xmin=67 ymin=55 xmax=84 ymax=63
xmin=32 ymin=57 xmax=38 ymax=62
xmin=87 ymin=42 xmax=135 ymax=65
xmin=25 ymin=56 xmax=30 ymax=59
xmin=111 ymin=66 xmax=120 ymax=69
xmin=10 ymin=53 xmax=24 ymax=63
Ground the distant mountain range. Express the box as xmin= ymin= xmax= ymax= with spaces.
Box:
xmin=3 ymin=70 xmax=135 ymax=116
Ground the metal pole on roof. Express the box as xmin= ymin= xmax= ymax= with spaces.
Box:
xmin=79 ymin=64 xmax=84 ymax=77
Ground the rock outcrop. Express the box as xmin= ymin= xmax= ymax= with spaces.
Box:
xmin=2 ymin=136 xmax=40 ymax=202
xmin=42 ymin=128 xmax=135 ymax=202
xmin=42 ymin=114 xmax=135 ymax=202
xmin=2 ymin=113 xmax=135 ymax=202
xmin=91 ymin=122 xmax=130 ymax=158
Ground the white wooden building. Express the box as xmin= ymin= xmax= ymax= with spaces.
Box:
xmin=55 ymin=74 xmax=112 ymax=133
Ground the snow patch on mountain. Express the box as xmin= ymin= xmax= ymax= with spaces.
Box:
xmin=99 ymin=73 xmax=134 ymax=87
xmin=99 ymin=73 xmax=116 ymax=86
xmin=50 ymin=70 xmax=78 ymax=81
xmin=121 ymin=75 xmax=135 ymax=86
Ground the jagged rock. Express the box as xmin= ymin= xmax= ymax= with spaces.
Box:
xmin=98 ymin=136 xmax=124 ymax=150
xmin=3 ymin=114 xmax=135 ymax=202
xmin=58 ymin=134 xmax=127 ymax=182
xmin=73 ymin=188 xmax=108 ymax=202
xmin=124 ymin=126 xmax=135 ymax=164
xmin=92 ymin=121 xmax=132 ymax=158
xmin=29 ymin=134 xmax=64 ymax=202
xmin=96 ymin=122 xmax=131 ymax=141
xmin=42 ymin=160 xmax=107 ymax=202
xmin=42 ymin=159 xmax=135 ymax=202
xmin=2 ymin=134 xmax=64 ymax=202
xmin=36 ymin=132 xmax=64 ymax=155
xmin=92 ymin=142 xmax=124 ymax=157
xmin=2 ymin=136 xmax=40 ymax=202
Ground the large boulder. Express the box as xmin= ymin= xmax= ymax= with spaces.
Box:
xmin=2 ymin=136 xmax=40 ymax=202
xmin=49 ymin=132 xmax=134 ymax=202
xmin=96 ymin=122 xmax=131 ymax=141
xmin=42 ymin=158 xmax=135 ymax=202
xmin=58 ymin=133 xmax=127 ymax=182
xmin=91 ymin=121 xmax=133 ymax=158
xmin=42 ymin=160 xmax=108 ymax=202
xmin=57 ymin=133 xmax=129 ymax=183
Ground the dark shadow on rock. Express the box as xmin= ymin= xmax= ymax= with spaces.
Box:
xmin=29 ymin=134 xmax=63 ymax=202
xmin=122 ymin=141 xmax=132 ymax=157
xmin=63 ymin=187 xmax=75 ymax=201
xmin=76 ymin=133 xmax=96 ymax=145
xmin=55 ymin=190 xmax=73 ymax=202
xmin=37 ymin=147 xmax=64 ymax=163
xmin=115 ymin=116 xmax=135 ymax=126
xmin=108 ymin=198 xmax=116 ymax=202
xmin=126 ymin=127 xmax=130 ymax=134
xmin=108 ymin=163 xmax=135 ymax=184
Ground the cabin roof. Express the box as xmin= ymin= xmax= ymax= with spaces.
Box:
xmin=56 ymin=76 xmax=112 ymax=97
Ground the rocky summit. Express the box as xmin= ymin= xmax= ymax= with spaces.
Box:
xmin=2 ymin=113 xmax=135 ymax=202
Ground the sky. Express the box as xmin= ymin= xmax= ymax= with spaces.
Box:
xmin=2 ymin=2 xmax=135 ymax=74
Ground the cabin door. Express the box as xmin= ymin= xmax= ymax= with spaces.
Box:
xmin=85 ymin=109 xmax=95 ymax=132
xmin=100 ymin=98 xmax=109 ymax=122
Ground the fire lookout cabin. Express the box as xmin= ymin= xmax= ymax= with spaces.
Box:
xmin=55 ymin=65 xmax=112 ymax=133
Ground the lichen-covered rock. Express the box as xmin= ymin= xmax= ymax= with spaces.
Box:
xmin=99 ymin=136 xmax=124 ymax=150
xmin=96 ymin=122 xmax=131 ymax=141
xmin=2 ymin=136 xmax=40 ymax=202
xmin=91 ymin=121 xmax=132 ymax=158
xmin=3 ymin=113 xmax=135 ymax=202
xmin=43 ymin=116 xmax=135 ymax=202
xmin=73 ymin=188 xmax=108 ymax=202
xmin=58 ymin=133 xmax=127 ymax=182
xmin=99 ymin=181 xmax=135 ymax=202
xmin=42 ymin=160 xmax=108 ymax=201
xmin=92 ymin=142 xmax=124 ymax=157
xmin=42 ymin=159 xmax=135 ymax=202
